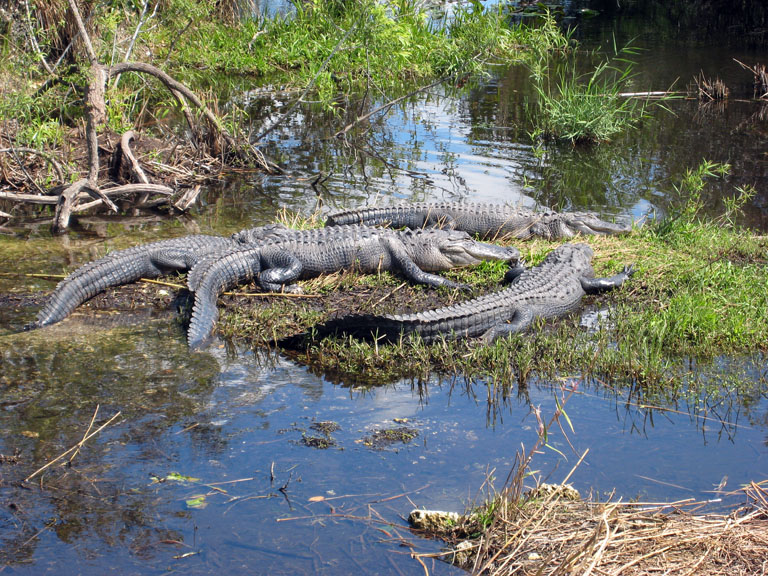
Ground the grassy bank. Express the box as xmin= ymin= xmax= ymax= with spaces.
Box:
xmin=218 ymin=162 xmax=767 ymax=393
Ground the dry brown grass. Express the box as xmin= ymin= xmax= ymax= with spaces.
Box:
xmin=472 ymin=484 xmax=767 ymax=575
xmin=416 ymin=481 xmax=768 ymax=576
xmin=693 ymin=72 xmax=729 ymax=101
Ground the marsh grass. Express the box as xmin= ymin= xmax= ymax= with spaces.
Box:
xmin=421 ymin=473 xmax=768 ymax=575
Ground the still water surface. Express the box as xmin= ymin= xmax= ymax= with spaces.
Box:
xmin=1 ymin=2 xmax=767 ymax=573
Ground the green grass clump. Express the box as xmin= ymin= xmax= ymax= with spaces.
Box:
xmin=529 ymin=43 xmax=667 ymax=144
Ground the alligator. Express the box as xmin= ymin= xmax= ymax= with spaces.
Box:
xmin=293 ymin=243 xmax=634 ymax=345
xmin=186 ymin=225 xmax=520 ymax=349
xmin=325 ymin=202 xmax=632 ymax=240
xmin=25 ymin=225 xmax=291 ymax=330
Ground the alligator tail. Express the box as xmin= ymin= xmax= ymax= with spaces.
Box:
xmin=187 ymin=248 xmax=263 ymax=349
xmin=27 ymin=246 xmax=160 ymax=329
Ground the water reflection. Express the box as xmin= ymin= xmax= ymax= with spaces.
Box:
xmin=220 ymin=58 xmax=767 ymax=232
xmin=1 ymin=319 xmax=765 ymax=573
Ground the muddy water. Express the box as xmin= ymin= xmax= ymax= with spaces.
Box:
xmin=2 ymin=3 xmax=768 ymax=575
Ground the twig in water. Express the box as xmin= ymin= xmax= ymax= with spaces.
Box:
xmin=69 ymin=404 xmax=100 ymax=463
xmin=334 ymin=76 xmax=449 ymax=138
xmin=25 ymin=410 xmax=122 ymax=482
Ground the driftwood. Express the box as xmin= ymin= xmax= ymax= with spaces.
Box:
xmin=1 ymin=0 xmax=278 ymax=234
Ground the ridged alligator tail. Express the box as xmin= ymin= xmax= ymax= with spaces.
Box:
xmin=186 ymin=225 xmax=520 ymax=349
xmin=24 ymin=224 xmax=290 ymax=330
xmin=288 ymin=243 xmax=633 ymax=346
xmin=325 ymin=202 xmax=632 ymax=240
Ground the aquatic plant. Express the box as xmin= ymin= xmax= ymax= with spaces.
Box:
xmin=529 ymin=43 xmax=664 ymax=144
xmin=693 ymin=71 xmax=729 ymax=101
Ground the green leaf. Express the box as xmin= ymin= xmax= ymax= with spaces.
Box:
xmin=167 ymin=472 xmax=201 ymax=483
xmin=185 ymin=495 xmax=208 ymax=509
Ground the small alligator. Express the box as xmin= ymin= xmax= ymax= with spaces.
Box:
xmin=294 ymin=243 xmax=633 ymax=345
xmin=25 ymin=225 xmax=290 ymax=330
xmin=186 ymin=225 xmax=520 ymax=349
xmin=325 ymin=202 xmax=632 ymax=240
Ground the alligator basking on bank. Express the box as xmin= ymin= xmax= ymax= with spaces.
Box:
xmin=186 ymin=225 xmax=520 ymax=349
xmin=23 ymin=223 xmax=518 ymax=347
xmin=325 ymin=202 xmax=632 ymax=240
xmin=25 ymin=224 xmax=293 ymax=330
xmin=291 ymin=243 xmax=634 ymax=345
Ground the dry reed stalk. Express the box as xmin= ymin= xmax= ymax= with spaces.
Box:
xmin=453 ymin=490 xmax=768 ymax=576
xmin=734 ymin=59 xmax=768 ymax=100
xmin=24 ymin=408 xmax=122 ymax=482
xmin=693 ymin=72 xmax=729 ymax=101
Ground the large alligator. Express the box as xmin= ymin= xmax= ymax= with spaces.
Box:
xmin=25 ymin=225 xmax=291 ymax=330
xmin=186 ymin=225 xmax=520 ymax=349
xmin=293 ymin=243 xmax=633 ymax=345
xmin=325 ymin=202 xmax=632 ymax=240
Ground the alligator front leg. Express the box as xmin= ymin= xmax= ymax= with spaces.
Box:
xmin=580 ymin=264 xmax=635 ymax=294
xmin=503 ymin=262 xmax=527 ymax=284
xmin=384 ymin=238 xmax=469 ymax=289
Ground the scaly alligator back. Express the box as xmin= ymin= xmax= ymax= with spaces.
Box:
xmin=308 ymin=243 xmax=633 ymax=345
xmin=187 ymin=246 xmax=267 ymax=349
xmin=326 ymin=202 xmax=632 ymax=240
xmin=187 ymin=225 xmax=519 ymax=348
xmin=28 ymin=235 xmax=236 ymax=329
xmin=27 ymin=224 xmax=299 ymax=330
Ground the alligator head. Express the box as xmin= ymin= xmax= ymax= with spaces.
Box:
xmin=405 ymin=229 xmax=520 ymax=271
xmin=553 ymin=212 xmax=633 ymax=238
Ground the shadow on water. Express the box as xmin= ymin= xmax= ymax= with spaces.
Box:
xmin=1 ymin=1 xmax=768 ymax=573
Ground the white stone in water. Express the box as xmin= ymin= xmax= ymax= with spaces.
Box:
xmin=408 ymin=509 xmax=461 ymax=531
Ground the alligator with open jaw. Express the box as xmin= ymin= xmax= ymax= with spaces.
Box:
xmin=325 ymin=202 xmax=632 ymax=240
xmin=25 ymin=224 xmax=291 ymax=330
xmin=296 ymin=243 xmax=633 ymax=345
xmin=186 ymin=225 xmax=520 ymax=349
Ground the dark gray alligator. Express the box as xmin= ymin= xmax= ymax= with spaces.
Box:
xmin=25 ymin=225 xmax=290 ymax=330
xmin=295 ymin=243 xmax=633 ymax=345
xmin=186 ymin=225 xmax=520 ymax=349
xmin=325 ymin=202 xmax=632 ymax=240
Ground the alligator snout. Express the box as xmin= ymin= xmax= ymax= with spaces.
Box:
xmin=465 ymin=242 xmax=521 ymax=265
